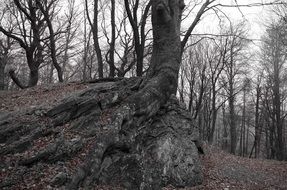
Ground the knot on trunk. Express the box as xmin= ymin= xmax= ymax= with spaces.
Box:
xmin=156 ymin=1 xmax=171 ymax=23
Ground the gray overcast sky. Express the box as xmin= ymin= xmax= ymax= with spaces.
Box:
xmin=71 ymin=0 xmax=279 ymax=40
xmin=186 ymin=0 xmax=280 ymax=40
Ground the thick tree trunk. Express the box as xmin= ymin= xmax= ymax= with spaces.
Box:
xmin=9 ymin=48 xmax=42 ymax=89
xmin=27 ymin=68 xmax=39 ymax=87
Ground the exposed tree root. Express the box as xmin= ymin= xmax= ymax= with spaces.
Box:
xmin=0 ymin=78 xmax=203 ymax=189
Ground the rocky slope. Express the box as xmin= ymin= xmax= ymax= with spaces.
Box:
xmin=0 ymin=79 xmax=202 ymax=189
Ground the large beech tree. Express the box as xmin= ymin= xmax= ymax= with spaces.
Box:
xmin=129 ymin=0 xmax=186 ymax=114
xmin=0 ymin=1 xmax=204 ymax=189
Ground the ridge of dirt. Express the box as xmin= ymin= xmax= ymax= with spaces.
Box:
xmin=0 ymin=82 xmax=89 ymax=113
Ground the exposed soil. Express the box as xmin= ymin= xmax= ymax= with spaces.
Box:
xmin=1 ymin=82 xmax=287 ymax=190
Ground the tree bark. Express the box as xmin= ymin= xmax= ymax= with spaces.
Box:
xmin=229 ymin=87 xmax=237 ymax=154
xmin=228 ymin=41 xmax=237 ymax=155
xmin=92 ymin=0 xmax=104 ymax=79
xmin=208 ymin=85 xmax=217 ymax=143
xmin=26 ymin=49 xmax=42 ymax=88
xmin=0 ymin=37 xmax=11 ymax=90
xmin=107 ymin=0 xmax=116 ymax=78
xmin=0 ymin=65 xmax=4 ymax=90
xmin=85 ymin=0 xmax=104 ymax=79
xmin=254 ymin=83 xmax=261 ymax=158
xmin=0 ymin=56 xmax=7 ymax=90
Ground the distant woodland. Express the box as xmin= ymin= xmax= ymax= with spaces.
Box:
xmin=0 ymin=0 xmax=286 ymax=161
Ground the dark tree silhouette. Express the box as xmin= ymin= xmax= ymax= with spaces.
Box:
xmin=0 ymin=0 xmax=45 ymax=88
xmin=36 ymin=0 xmax=64 ymax=83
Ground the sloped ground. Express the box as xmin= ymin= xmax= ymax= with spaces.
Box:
xmin=1 ymin=82 xmax=287 ymax=190
xmin=0 ymin=82 xmax=89 ymax=113
xmin=185 ymin=147 xmax=287 ymax=190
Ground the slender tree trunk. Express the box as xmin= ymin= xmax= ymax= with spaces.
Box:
xmin=62 ymin=18 xmax=73 ymax=81
xmin=254 ymin=85 xmax=261 ymax=158
xmin=246 ymin=119 xmax=250 ymax=156
xmin=62 ymin=36 xmax=70 ymax=81
xmin=265 ymin=123 xmax=270 ymax=159
xmin=108 ymin=0 xmax=116 ymax=78
xmin=179 ymin=73 xmax=185 ymax=104
xmin=93 ymin=0 xmax=103 ymax=78
xmin=208 ymin=85 xmax=218 ymax=143
xmin=85 ymin=0 xmax=104 ymax=79
xmin=242 ymin=88 xmax=246 ymax=156
xmin=124 ymin=0 xmax=151 ymax=77
xmin=124 ymin=0 xmax=141 ymax=77
xmin=222 ymin=103 xmax=229 ymax=151
xmin=269 ymin=119 xmax=276 ymax=159
xmin=228 ymin=45 xmax=237 ymax=154
xmin=240 ymin=122 xmax=243 ymax=156
xmin=274 ymin=62 xmax=284 ymax=160
xmin=138 ymin=1 xmax=152 ymax=76
xmin=37 ymin=1 xmax=63 ymax=83
xmin=48 ymin=62 xmax=54 ymax=84
xmin=229 ymin=89 xmax=237 ymax=154
xmin=83 ymin=11 xmax=88 ymax=82
xmin=0 ymin=57 xmax=6 ymax=90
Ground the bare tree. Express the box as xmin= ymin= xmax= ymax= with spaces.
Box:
xmin=0 ymin=0 xmax=46 ymax=88
xmin=114 ymin=12 xmax=137 ymax=77
xmin=106 ymin=0 xmax=116 ymax=77
xmin=36 ymin=0 xmax=63 ymax=82
xmin=260 ymin=20 xmax=287 ymax=160
xmin=124 ymin=0 xmax=151 ymax=77
xmin=249 ymin=73 xmax=264 ymax=158
xmin=207 ymin=37 xmax=228 ymax=143
xmin=221 ymin=23 xmax=249 ymax=154
xmin=85 ymin=0 xmax=104 ymax=78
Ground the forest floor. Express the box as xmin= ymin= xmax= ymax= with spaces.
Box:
xmin=0 ymin=82 xmax=287 ymax=190
xmin=183 ymin=146 xmax=287 ymax=190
